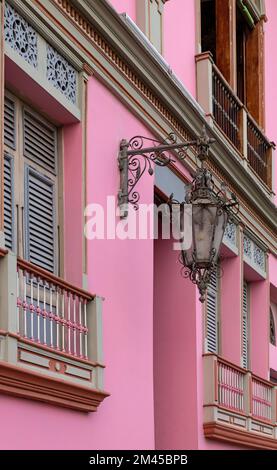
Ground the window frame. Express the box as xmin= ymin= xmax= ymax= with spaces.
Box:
xmin=3 ymin=89 xmax=63 ymax=276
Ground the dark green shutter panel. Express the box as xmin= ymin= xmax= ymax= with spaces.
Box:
xmin=4 ymin=96 xmax=16 ymax=149
xmin=242 ymin=283 xmax=249 ymax=369
xmin=206 ymin=270 xmax=218 ymax=353
xmin=23 ymin=110 xmax=57 ymax=174
xmin=4 ymin=154 xmax=14 ymax=250
xmin=25 ymin=168 xmax=55 ymax=273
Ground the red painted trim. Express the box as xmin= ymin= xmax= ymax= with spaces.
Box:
xmin=17 ymin=258 xmax=94 ymax=300
xmin=252 ymin=373 xmax=275 ymax=388
xmin=204 ymin=422 xmax=277 ymax=450
xmin=0 ymin=247 xmax=8 ymax=257
xmin=0 ymin=360 xmax=109 ymax=412
xmin=203 ymin=403 xmax=248 ymax=418
xmin=0 ymin=330 xmax=105 ymax=368
xmin=18 ymin=347 xmax=92 ymax=381
xmin=204 ymin=403 xmax=276 ymax=427
xmin=203 ymin=353 xmax=247 ymax=375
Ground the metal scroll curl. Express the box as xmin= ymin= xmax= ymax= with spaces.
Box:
xmin=118 ymin=132 xmax=205 ymax=218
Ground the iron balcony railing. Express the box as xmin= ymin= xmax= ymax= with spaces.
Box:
xmin=196 ymin=53 xmax=274 ymax=189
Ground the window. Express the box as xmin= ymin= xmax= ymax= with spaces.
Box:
xmin=236 ymin=5 xmax=248 ymax=103
xmin=200 ymin=0 xmax=265 ymax=127
xmin=3 ymin=92 xmax=60 ymax=274
xmin=270 ymin=308 xmax=276 ymax=346
xmin=136 ymin=0 xmax=167 ymax=53
xmin=242 ymin=281 xmax=249 ymax=368
xmin=206 ymin=268 xmax=220 ymax=354
xmin=201 ymin=0 xmax=216 ymax=61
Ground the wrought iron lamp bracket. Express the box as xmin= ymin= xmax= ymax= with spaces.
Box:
xmin=118 ymin=133 xmax=202 ymax=218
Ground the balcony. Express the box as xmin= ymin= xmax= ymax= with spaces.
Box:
xmin=196 ymin=52 xmax=274 ymax=190
xmin=0 ymin=249 xmax=108 ymax=412
xmin=203 ymin=354 xmax=277 ymax=449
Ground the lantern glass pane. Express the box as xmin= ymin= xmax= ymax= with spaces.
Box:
xmin=212 ymin=209 xmax=228 ymax=260
xmin=192 ymin=204 xmax=217 ymax=264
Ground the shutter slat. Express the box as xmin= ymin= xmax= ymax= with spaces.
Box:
xmin=242 ymin=282 xmax=249 ymax=369
xmin=4 ymin=155 xmax=14 ymax=250
xmin=24 ymin=110 xmax=57 ymax=174
xmin=4 ymin=97 xmax=16 ymax=149
xmin=206 ymin=270 xmax=218 ymax=354
xmin=26 ymin=168 xmax=55 ymax=273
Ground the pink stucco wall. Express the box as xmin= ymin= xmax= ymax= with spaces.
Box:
xmin=109 ymin=0 xmax=196 ymax=98
xmin=63 ymin=123 xmax=83 ymax=287
xmin=163 ymin=0 xmax=196 ymax=97
xmin=0 ymin=0 xmax=275 ymax=452
xmin=250 ymin=280 xmax=270 ymax=380
xmin=86 ymin=77 xmax=156 ymax=449
xmin=154 ymin=235 xmax=199 ymax=449
xmin=154 ymin=235 xmax=241 ymax=450
xmin=0 ymin=76 xmax=156 ymax=450
xmin=108 ymin=0 xmax=136 ymax=21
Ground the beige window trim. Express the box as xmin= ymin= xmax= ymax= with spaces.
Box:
xmin=136 ymin=0 xmax=168 ymax=54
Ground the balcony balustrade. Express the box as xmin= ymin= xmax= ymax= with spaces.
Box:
xmin=196 ymin=52 xmax=274 ymax=189
xmin=203 ymin=354 xmax=277 ymax=449
xmin=0 ymin=250 xmax=108 ymax=411
xmin=17 ymin=258 xmax=90 ymax=360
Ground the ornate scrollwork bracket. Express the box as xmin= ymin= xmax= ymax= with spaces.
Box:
xmin=118 ymin=129 xmax=214 ymax=218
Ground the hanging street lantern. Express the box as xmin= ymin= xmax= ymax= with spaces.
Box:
xmin=118 ymin=126 xmax=239 ymax=302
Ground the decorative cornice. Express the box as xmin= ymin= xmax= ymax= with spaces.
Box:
xmin=32 ymin=0 xmax=277 ymax=252
xmin=0 ymin=360 xmax=109 ymax=412
xmin=204 ymin=422 xmax=277 ymax=450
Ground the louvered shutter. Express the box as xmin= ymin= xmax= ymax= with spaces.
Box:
xmin=4 ymin=154 xmax=14 ymax=250
xmin=4 ymin=96 xmax=16 ymax=149
xmin=206 ymin=270 xmax=218 ymax=353
xmin=25 ymin=168 xmax=55 ymax=273
xmin=23 ymin=110 xmax=57 ymax=174
xmin=242 ymin=282 xmax=249 ymax=368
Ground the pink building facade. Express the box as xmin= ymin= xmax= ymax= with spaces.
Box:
xmin=0 ymin=0 xmax=276 ymax=450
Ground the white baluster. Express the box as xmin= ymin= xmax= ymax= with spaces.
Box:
xmin=56 ymin=287 xmax=60 ymax=350
xmin=50 ymin=284 xmax=53 ymax=348
xmin=62 ymin=289 xmax=65 ymax=351
xmin=79 ymin=297 xmax=82 ymax=358
xmin=67 ymin=291 xmax=71 ymax=354
xmin=30 ymin=274 xmax=34 ymax=340
xmin=37 ymin=277 xmax=41 ymax=343
xmin=43 ymin=281 xmax=47 ymax=345
xmin=23 ymin=270 xmax=27 ymax=337
xmin=84 ymin=299 xmax=88 ymax=359
xmin=73 ymin=294 xmax=76 ymax=356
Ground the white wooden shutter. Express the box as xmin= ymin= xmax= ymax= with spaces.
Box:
xmin=4 ymin=154 xmax=14 ymax=250
xmin=206 ymin=270 xmax=219 ymax=353
xmin=4 ymin=96 xmax=16 ymax=149
xmin=242 ymin=282 xmax=249 ymax=368
xmin=25 ymin=167 xmax=55 ymax=273
xmin=23 ymin=110 xmax=57 ymax=174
